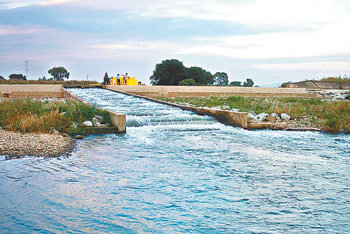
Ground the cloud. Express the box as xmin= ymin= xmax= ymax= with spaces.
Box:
xmin=0 ymin=25 xmax=51 ymax=35
xmin=39 ymin=0 xmax=76 ymax=6
xmin=0 ymin=0 xmax=75 ymax=8
xmin=254 ymin=62 xmax=350 ymax=71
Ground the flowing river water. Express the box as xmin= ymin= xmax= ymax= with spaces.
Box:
xmin=0 ymin=88 xmax=349 ymax=233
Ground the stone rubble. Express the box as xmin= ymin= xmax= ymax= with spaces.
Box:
xmin=0 ymin=130 xmax=73 ymax=157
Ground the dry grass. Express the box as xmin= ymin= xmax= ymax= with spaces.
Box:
xmin=160 ymin=96 xmax=350 ymax=133
xmin=0 ymin=99 xmax=111 ymax=134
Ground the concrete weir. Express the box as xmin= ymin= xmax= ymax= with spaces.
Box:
xmin=104 ymin=85 xmax=319 ymax=130
xmin=104 ymin=86 xmax=249 ymax=129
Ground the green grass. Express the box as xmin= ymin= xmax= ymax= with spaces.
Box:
xmin=160 ymin=96 xmax=350 ymax=133
xmin=0 ymin=99 xmax=111 ymax=135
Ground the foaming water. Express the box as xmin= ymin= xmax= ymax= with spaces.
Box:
xmin=0 ymin=88 xmax=349 ymax=233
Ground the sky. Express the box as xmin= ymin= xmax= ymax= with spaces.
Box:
xmin=0 ymin=0 xmax=349 ymax=85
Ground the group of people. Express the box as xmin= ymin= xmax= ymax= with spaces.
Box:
xmin=103 ymin=72 xmax=129 ymax=85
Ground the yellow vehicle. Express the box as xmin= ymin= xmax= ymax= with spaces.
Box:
xmin=110 ymin=76 xmax=139 ymax=85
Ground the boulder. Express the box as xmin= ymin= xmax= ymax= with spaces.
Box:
xmin=82 ymin=121 xmax=93 ymax=127
xmin=281 ymin=113 xmax=291 ymax=121
xmin=231 ymin=108 xmax=240 ymax=112
xmin=94 ymin=115 xmax=104 ymax=122
xmin=256 ymin=113 xmax=269 ymax=122
xmin=222 ymin=105 xmax=231 ymax=110
xmin=247 ymin=112 xmax=257 ymax=121
xmin=270 ymin=113 xmax=280 ymax=120
xmin=92 ymin=117 xmax=101 ymax=126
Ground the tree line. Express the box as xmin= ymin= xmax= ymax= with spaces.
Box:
xmin=0 ymin=66 xmax=70 ymax=81
xmin=150 ymin=59 xmax=254 ymax=87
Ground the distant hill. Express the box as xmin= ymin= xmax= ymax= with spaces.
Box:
xmin=0 ymin=75 xmax=5 ymax=80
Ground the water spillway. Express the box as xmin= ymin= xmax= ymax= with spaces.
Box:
xmin=0 ymin=88 xmax=349 ymax=233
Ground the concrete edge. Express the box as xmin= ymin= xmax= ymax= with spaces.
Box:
xmin=103 ymin=87 xmax=325 ymax=133
xmin=103 ymin=87 xmax=248 ymax=129
xmin=62 ymin=88 xmax=126 ymax=133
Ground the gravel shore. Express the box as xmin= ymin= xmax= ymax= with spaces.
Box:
xmin=0 ymin=130 xmax=74 ymax=157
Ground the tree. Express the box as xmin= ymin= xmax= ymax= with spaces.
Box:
xmin=150 ymin=59 xmax=187 ymax=85
xmin=213 ymin=72 xmax=228 ymax=86
xmin=243 ymin=78 xmax=254 ymax=87
xmin=187 ymin=66 xmax=213 ymax=85
xmin=48 ymin=66 xmax=70 ymax=81
xmin=179 ymin=78 xmax=196 ymax=86
xmin=9 ymin=74 xmax=27 ymax=80
xmin=229 ymin=81 xmax=242 ymax=86
xmin=0 ymin=75 xmax=5 ymax=80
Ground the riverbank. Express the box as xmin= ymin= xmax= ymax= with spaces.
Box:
xmin=159 ymin=96 xmax=350 ymax=133
xmin=0 ymin=98 xmax=116 ymax=157
xmin=0 ymin=130 xmax=73 ymax=157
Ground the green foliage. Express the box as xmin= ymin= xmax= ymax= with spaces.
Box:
xmin=0 ymin=99 xmax=111 ymax=135
xmin=229 ymin=81 xmax=242 ymax=86
xmin=187 ymin=66 xmax=213 ymax=85
xmin=179 ymin=78 xmax=196 ymax=86
xmin=150 ymin=59 xmax=187 ymax=85
xmin=213 ymin=72 xmax=228 ymax=86
xmin=9 ymin=74 xmax=27 ymax=80
xmin=243 ymin=78 xmax=254 ymax=87
xmin=150 ymin=59 xmax=221 ymax=85
xmin=48 ymin=66 xmax=70 ymax=81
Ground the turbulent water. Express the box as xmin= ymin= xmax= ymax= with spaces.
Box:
xmin=0 ymin=88 xmax=349 ymax=233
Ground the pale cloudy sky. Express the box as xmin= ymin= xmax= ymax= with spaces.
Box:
xmin=0 ymin=0 xmax=349 ymax=85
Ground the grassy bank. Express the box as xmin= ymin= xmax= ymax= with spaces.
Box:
xmin=160 ymin=96 xmax=350 ymax=133
xmin=0 ymin=99 xmax=111 ymax=135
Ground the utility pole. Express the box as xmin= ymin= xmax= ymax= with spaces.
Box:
xmin=87 ymin=75 xmax=89 ymax=80
xmin=24 ymin=60 xmax=29 ymax=79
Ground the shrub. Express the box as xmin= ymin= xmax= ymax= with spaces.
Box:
xmin=179 ymin=78 xmax=196 ymax=86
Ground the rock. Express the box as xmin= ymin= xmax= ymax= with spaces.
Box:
xmin=247 ymin=112 xmax=257 ymax=120
xmin=75 ymin=135 xmax=83 ymax=139
xmin=82 ymin=121 xmax=93 ymax=127
xmin=270 ymin=113 xmax=281 ymax=120
xmin=222 ymin=105 xmax=231 ymax=110
xmin=256 ymin=113 xmax=269 ymax=122
xmin=94 ymin=122 xmax=102 ymax=127
xmin=94 ymin=115 xmax=104 ymax=122
xmin=211 ymin=106 xmax=221 ymax=110
xmin=281 ymin=113 xmax=291 ymax=121
xmin=72 ymin=122 xmax=79 ymax=128
xmin=92 ymin=117 xmax=101 ymax=126
xmin=231 ymin=108 xmax=240 ymax=112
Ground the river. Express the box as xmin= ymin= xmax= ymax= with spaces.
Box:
xmin=0 ymin=88 xmax=349 ymax=233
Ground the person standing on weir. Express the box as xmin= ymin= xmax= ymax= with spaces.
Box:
xmin=103 ymin=72 xmax=109 ymax=85
xmin=124 ymin=73 xmax=129 ymax=85
xmin=117 ymin=74 xmax=120 ymax=85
